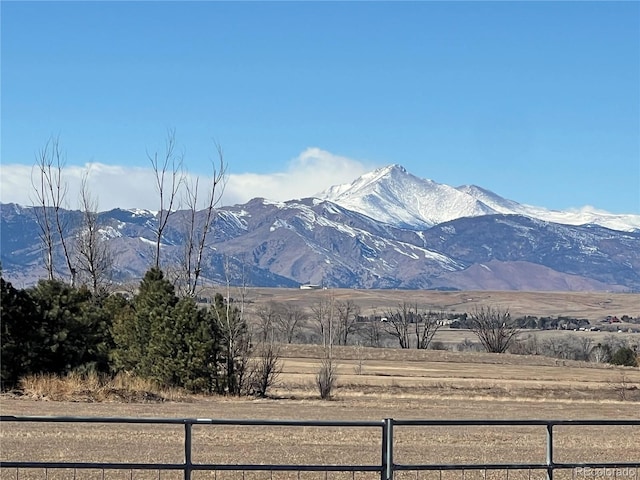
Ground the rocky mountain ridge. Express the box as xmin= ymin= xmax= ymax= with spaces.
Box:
xmin=2 ymin=165 xmax=639 ymax=291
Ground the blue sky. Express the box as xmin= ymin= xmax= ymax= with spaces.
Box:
xmin=1 ymin=1 xmax=639 ymax=213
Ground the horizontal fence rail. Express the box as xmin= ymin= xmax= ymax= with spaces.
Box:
xmin=1 ymin=416 xmax=638 ymax=480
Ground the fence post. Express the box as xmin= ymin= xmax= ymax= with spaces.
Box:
xmin=184 ymin=421 xmax=193 ymax=480
xmin=382 ymin=418 xmax=394 ymax=480
xmin=546 ymin=423 xmax=554 ymax=480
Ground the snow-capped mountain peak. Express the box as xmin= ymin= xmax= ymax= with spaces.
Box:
xmin=319 ymin=165 xmax=640 ymax=232
xmin=319 ymin=164 xmax=406 ymax=199
xmin=319 ymin=165 xmax=496 ymax=228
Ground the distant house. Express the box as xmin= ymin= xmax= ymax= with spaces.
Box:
xmin=300 ymin=284 xmax=322 ymax=290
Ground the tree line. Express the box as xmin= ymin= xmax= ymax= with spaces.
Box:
xmin=1 ymin=268 xmax=284 ymax=394
xmin=2 ymin=270 xmax=637 ymax=395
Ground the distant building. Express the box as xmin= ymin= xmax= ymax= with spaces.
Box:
xmin=300 ymin=284 xmax=322 ymax=290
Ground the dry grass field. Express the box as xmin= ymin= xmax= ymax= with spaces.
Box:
xmin=241 ymin=288 xmax=640 ymax=323
xmin=243 ymin=288 xmax=640 ymax=350
xmin=2 ymin=344 xmax=639 ymax=480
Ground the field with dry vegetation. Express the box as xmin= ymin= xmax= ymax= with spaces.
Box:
xmin=2 ymin=342 xmax=639 ymax=479
xmin=242 ymin=288 xmax=640 ymax=323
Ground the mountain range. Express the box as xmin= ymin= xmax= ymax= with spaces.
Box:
xmin=2 ymin=164 xmax=639 ymax=292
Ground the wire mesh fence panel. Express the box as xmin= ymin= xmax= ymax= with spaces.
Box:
xmin=0 ymin=468 xmax=185 ymax=480
xmin=396 ymin=470 xmax=553 ymax=480
xmin=189 ymin=472 xmax=382 ymax=480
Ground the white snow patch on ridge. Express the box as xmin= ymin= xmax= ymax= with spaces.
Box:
xmin=128 ymin=208 xmax=157 ymax=217
xmin=138 ymin=237 xmax=156 ymax=246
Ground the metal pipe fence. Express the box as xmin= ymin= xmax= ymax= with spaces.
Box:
xmin=1 ymin=416 xmax=638 ymax=480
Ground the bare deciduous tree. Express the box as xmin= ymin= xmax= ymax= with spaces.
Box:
xmin=575 ymin=336 xmax=594 ymax=361
xmin=182 ymin=142 xmax=226 ymax=297
xmin=311 ymin=293 xmax=337 ymax=348
xmin=590 ymin=343 xmax=612 ymax=363
xmin=31 ymin=137 xmax=76 ymax=284
xmin=383 ymin=302 xmax=417 ymax=349
xmin=415 ymin=310 xmax=444 ymax=350
xmin=335 ymin=300 xmax=361 ymax=346
xmin=311 ymin=292 xmax=339 ymax=399
xmin=359 ymin=316 xmax=383 ymax=348
xmin=31 ymin=153 xmax=55 ymax=281
xmin=255 ymin=301 xmax=281 ymax=343
xmin=316 ymin=354 xmax=337 ymax=400
xmin=247 ymin=340 xmax=282 ymax=398
xmin=148 ymin=130 xmax=184 ymax=270
xmin=76 ymin=171 xmax=112 ymax=296
xmin=383 ymin=303 xmax=442 ymax=349
xmin=212 ymin=257 xmax=252 ymax=395
xmin=277 ymin=304 xmax=307 ymax=344
xmin=468 ymin=306 xmax=520 ymax=354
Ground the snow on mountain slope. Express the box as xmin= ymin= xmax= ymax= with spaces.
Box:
xmin=457 ymin=185 xmax=640 ymax=232
xmin=318 ymin=165 xmax=496 ymax=228
xmin=454 ymin=185 xmax=525 ymax=214
xmin=320 ymin=165 xmax=640 ymax=232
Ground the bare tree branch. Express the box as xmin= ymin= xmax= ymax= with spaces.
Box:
xmin=31 ymin=143 xmax=55 ymax=281
xmin=415 ymin=310 xmax=444 ymax=349
xmin=76 ymin=170 xmax=113 ymax=296
xmin=30 ymin=137 xmax=75 ymax=284
xmin=148 ymin=130 xmax=184 ymax=270
xmin=311 ymin=292 xmax=337 ymax=349
xmin=182 ymin=141 xmax=227 ymax=296
xmin=277 ymin=304 xmax=307 ymax=344
xmin=383 ymin=302 xmax=417 ymax=349
xmin=335 ymin=300 xmax=361 ymax=346
xmin=468 ymin=306 xmax=520 ymax=353
xmin=254 ymin=301 xmax=281 ymax=343
xmin=211 ymin=256 xmax=252 ymax=395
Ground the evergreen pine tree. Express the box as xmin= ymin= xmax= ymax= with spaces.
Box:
xmin=112 ymin=268 xmax=177 ymax=378
xmin=29 ymin=280 xmax=109 ymax=375
xmin=171 ymin=298 xmax=221 ymax=392
xmin=111 ymin=268 xmax=221 ymax=392
xmin=1 ymin=276 xmax=39 ymax=389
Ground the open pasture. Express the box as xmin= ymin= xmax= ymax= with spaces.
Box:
xmin=2 ymin=345 xmax=639 ymax=479
xmin=241 ymin=289 xmax=640 ymax=323
xmin=239 ymin=288 xmax=640 ymax=351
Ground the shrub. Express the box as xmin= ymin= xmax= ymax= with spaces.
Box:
xmin=316 ymin=356 xmax=337 ymax=400
xmin=429 ymin=341 xmax=448 ymax=351
xmin=610 ymin=347 xmax=638 ymax=367
xmin=247 ymin=342 xmax=282 ymax=398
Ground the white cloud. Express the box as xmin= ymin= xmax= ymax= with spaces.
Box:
xmin=0 ymin=162 xmax=162 ymax=211
xmin=0 ymin=148 xmax=375 ymax=211
xmin=223 ymin=148 xmax=374 ymax=205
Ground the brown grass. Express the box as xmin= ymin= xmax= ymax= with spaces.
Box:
xmin=239 ymin=288 xmax=640 ymax=323
xmin=1 ymin=346 xmax=639 ymax=479
xmin=14 ymin=371 xmax=189 ymax=403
